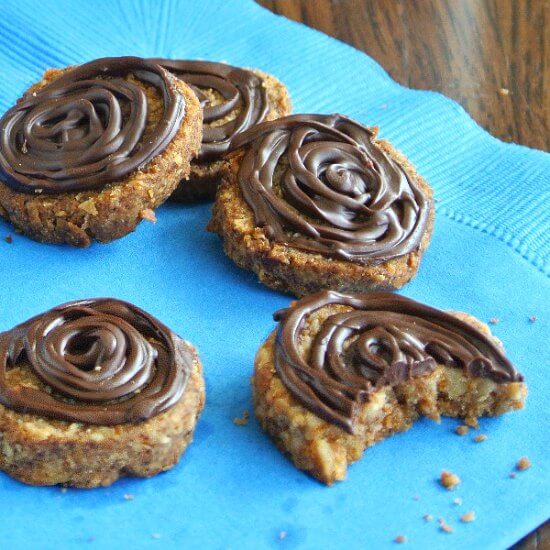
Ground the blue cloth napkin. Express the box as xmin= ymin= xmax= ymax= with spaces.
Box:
xmin=0 ymin=1 xmax=548 ymax=549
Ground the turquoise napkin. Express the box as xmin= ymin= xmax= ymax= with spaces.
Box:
xmin=0 ymin=1 xmax=548 ymax=549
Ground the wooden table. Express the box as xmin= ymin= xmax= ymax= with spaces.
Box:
xmin=257 ymin=1 xmax=548 ymax=547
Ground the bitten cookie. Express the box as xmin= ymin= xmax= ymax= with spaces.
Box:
xmin=152 ymin=59 xmax=291 ymax=202
xmin=0 ymin=299 xmax=205 ymax=487
xmin=253 ymin=291 xmax=526 ymax=484
xmin=208 ymin=114 xmax=434 ymax=297
xmin=0 ymin=56 xmax=202 ymax=246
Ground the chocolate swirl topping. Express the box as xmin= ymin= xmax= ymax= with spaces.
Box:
xmin=230 ymin=114 xmax=431 ymax=264
xmin=0 ymin=299 xmax=192 ymax=424
xmin=152 ymin=59 xmax=268 ymax=162
xmin=0 ymin=56 xmax=185 ymax=194
xmin=273 ymin=291 xmax=523 ymax=433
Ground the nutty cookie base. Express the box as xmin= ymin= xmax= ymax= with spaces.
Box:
xmin=0 ymin=69 xmax=202 ymax=247
xmin=252 ymin=313 xmax=526 ymax=485
xmin=170 ymin=69 xmax=292 ymax=203
xmin=0 ymin=349 xmax=205 ymax=488
xmin=208 ymin=139 xmax=435 ymax=297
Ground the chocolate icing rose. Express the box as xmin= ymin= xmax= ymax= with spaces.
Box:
xmin=0 ymin=56 xmax=185 ymax=194
xmin=0 ymin=299 xmax=192 ymax=424
xmin=273 ymin=291 xmax=523 ymax=433
xmin=230 ymin=114 xmax=432 ymax=265
xmin=152 ymin=59 xmax=269 ymax=162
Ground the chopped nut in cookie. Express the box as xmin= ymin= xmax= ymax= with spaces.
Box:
xmin=139 ymin=208 xmax=157 ymax=223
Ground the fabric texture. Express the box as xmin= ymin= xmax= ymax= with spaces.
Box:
xmin=0 ymin=1 xmax=548 ymax=549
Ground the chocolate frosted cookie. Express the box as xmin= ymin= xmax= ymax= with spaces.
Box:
xmin=209 ymin=114 xmax=434 ymax=297
xmin=0 ymin=56 xmax=202 ymax=246
xmin=153 ymin=59 xmax=291 ymax=202
xmin=253 ymin=291 xmax=526 ymax=484
xmin=0 ymin=299 xmax=205 ymax=487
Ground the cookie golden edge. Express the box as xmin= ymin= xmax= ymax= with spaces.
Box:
xmin=0 ymin=347 xmax=205 ymax=488
xmin=170 ymin=69 xmax=292 ymax=203
xmin=208 ymin=136 xmax=435 ymax=297
xmin=0 ymin=67 xmax=203 ymax=247
xmin=252 ymin=312 xmax=526 ymax=485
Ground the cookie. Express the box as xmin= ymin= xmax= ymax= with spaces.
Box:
xmin=253 ymin=291 xmax=526 ymax=484
xmin=152 ymin=59 xmax=291 ymax=202
xmin=208 ymin=114 xmax=434 ymax=297
xmin=0 ymin=56 xmax=202 ymax=246
xmin=0 ymin=298 xmax=205 ymax=487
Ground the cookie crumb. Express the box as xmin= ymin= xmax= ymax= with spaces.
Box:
xmin=455 ymin=425 xmax=469 ymax=436
xmin=516 ymin=456 xmax=531 ymax=471
xmin=465 ymin=417 xmax=478 ymax=429
xmin=453 ymin=497 xmax=463 ymax=506
xmin=233 ymin=410 xmax=250 ymax=426
xmin=474 ymin=434 xmax=488 ymax=443
xmin=461 ymin=511 xmax=476 ymax=523
xmin=151 ymin=534 xmax=161 ymax=540
xmin=438 ymin=518 xmax=453 ymax=533
xmin=123 ymin=494 xmax=134 ymax=501
xmin=528 ymin=315 xmax=537 ymax=323
xmin=498 ymin=87 xmax=510 ymax=96
xmin=489 ymin=317 xmax=499 ymax=325
xmin=509 ymin=472 xmax=517 ymax=479
xmin=394 ymin=535 xmax=407 ymax=543
xmin=279 ymin=531 xmax=287 ymax=540
xmin=139 ymin=208 xmax=157 ymax=223
xmin=4 ymin=235 xmax=12 ymax=244
xmin=440 ymin=470 xmax=461 ymax=490
xmin=423 ymin=514 xmax=433 ymax=522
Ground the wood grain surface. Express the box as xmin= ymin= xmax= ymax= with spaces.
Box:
xmin=257 ymin=0 xmax=548 ymax=151
xmin=256 ymin=1 xmax=549 ymax=548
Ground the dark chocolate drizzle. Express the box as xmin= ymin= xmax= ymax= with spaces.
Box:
xmin=230 ymin=114 xmax=431 ymax=265
xmin=152 ymin=59 xmax=269 ymax=162
xmin=273 ymin=291 xmax=523 ymax=433
xmin=0 ymin=56 xmax=186 ymax=194
xmin=0 ymin=299 xmax=192 ymax=425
